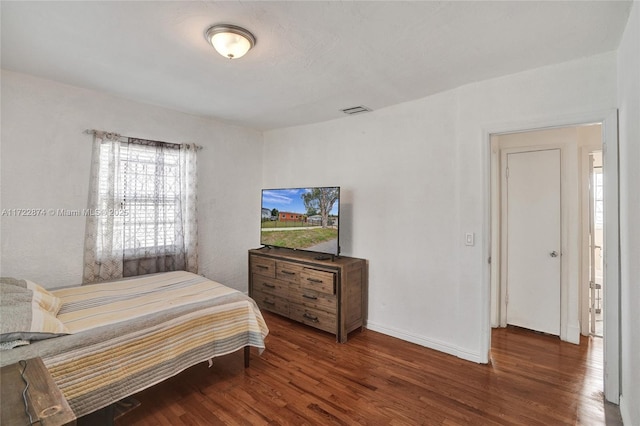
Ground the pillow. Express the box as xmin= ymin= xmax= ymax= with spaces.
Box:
xmin=0 ymin=277 xmax=62 ymax=315
xmin=0 ymin=281 xmax=69 ymax=343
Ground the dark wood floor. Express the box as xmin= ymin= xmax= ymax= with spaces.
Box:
xmin=116 ymin=312 xmax=622 ymax=425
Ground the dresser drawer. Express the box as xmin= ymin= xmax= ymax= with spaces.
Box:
xmin=250 ymin=255 xmax=276 ymax=278
xmin=300 ymin=268 xmax=335 ymax=295
xmin=292 ymin=288 xmax=336 ymax=314
xmin=252 ymin=274 xmax=288 ymax=298
xmin=252 ymin=288 xmax=289 ymax=316
xmin=276 ymin=262 xmax=303 ymax=283
xmin=290 ymin=305 xmax=337 ymax=334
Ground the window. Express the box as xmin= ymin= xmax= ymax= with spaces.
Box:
xmin=84 ymin=133 xmax=198 ymax=283
xmin=96 ymin=142 xmax=182 ymax=256
xmin=593 ymin=169 xmax=603 ymax=228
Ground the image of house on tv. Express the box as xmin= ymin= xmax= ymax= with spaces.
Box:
xmin=278 ymin=212 xmax=307 ymax=222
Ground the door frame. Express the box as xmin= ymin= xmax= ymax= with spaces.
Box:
xmin=499 ymin=146 xmax=563 ymax=336
xmin=481 ymin=110 xmax=620 ymax=403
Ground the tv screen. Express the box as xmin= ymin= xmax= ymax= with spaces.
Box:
xmin=260 ymin=187 xmax=340 ymax=256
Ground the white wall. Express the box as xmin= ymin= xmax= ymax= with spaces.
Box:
xmin=263 ymin=52 xmax=617 ymax=362
xmin=616 ymin=1 xmax=640 ymax=424
xmin=0 ymin=70 xmax=263 ymax=291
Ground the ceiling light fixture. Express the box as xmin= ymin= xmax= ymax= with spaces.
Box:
xmin=205 ymin=24 xmax=256 ymax=59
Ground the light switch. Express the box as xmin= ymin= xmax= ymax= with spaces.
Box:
xmin=465 ymin=232 xmax=475 ymax=246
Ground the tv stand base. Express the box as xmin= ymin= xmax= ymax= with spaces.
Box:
xmin=313 ymin=254 xmax=333 ymax=261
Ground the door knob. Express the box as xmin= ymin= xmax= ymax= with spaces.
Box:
xmin=550 ymin=251 xmax=559 ymax=258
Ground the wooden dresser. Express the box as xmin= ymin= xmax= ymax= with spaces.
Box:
xmin=248 ymin=248 xmax=367 ymax=343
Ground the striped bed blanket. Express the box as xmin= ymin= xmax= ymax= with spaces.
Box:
xmin=0 ymin=271 xmax=269 ymax=418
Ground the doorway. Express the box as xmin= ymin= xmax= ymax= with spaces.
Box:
xmin=491 ymin=126 xmax=585 ymax=343
xmin=486 ymin=111 xmax=620 ymax=404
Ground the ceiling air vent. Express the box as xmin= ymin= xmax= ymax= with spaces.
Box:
xmin=341 ymin=105 xmax=372 ymax=115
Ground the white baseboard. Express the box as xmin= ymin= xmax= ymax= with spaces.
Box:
xmin=366 ymin=320 xmax=483 ymax=363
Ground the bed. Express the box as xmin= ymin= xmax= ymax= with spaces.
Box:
xmin=0 ymin=271 xmax=269 ymax=419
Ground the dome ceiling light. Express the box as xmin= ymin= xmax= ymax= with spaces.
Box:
xmin=205 ymin=24 xmax=256 ymax=59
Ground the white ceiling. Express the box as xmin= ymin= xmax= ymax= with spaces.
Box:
xmin=1 ymin=1 xmax=632 ymax=131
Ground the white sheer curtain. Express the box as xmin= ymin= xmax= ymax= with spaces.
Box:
xmin=83 ymin=132 xmax=198 ymax=283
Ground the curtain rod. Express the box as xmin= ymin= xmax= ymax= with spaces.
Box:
xmin=84 ymin=129 xmax=203 ymax=150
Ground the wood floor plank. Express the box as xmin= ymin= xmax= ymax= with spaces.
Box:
xmin=116 ymin=312 xmax=622 ymax=425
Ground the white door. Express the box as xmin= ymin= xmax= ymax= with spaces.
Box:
xmin=505 ymin=149 xmax=561 ymax=335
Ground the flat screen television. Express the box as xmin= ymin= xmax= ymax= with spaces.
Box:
xmin=260 ymin=187 xmax=340 ymax=258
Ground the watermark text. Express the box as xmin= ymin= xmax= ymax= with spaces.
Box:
xmin=1 ymin=208 xmax=128 ymax=217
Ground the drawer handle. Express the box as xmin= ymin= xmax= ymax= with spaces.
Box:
xmin=302 ymin=294 xmax=318 ymax=300
xmin=257 ymin=265 xmax=268 ymax=269
xmin=263 ymin=299 xmax=275 ymax=305
xmin=281 ymin=270 xmax=295 ymax=275
xmin=303 ymin=313 xmax=319 ymax=323
xmin=307 ymin=278 xmax=323 ymax=284
xmin=262 ymin=283 xmax=275 ymax=288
